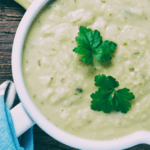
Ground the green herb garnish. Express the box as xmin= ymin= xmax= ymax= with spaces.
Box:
xmin=91 ymin=74 xmax=135 ymax=113
xmin=76 ymin=88 xmax=83 ymax=93
xmin=129 ymin=68 xmax=134 ymax=72
xmin=73 ymin=26 xmax=117 ymax=64
xmin=38 ymin=60 xmax=41 ymax=66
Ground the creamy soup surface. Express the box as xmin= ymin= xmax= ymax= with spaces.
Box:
xmin=22 ymin=0 xmax=150 ymax=140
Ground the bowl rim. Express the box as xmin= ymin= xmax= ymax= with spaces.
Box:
xmin=11 ymin=0 xmax=150 ymax=149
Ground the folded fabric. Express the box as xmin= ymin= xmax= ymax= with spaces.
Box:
xmin=0 ymin=81 xmax=33 ymax=150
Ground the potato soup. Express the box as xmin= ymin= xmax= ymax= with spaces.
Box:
xmin=22 ymin=0 xmax=150 ymax=140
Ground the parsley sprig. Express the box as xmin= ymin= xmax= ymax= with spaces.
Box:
xmin=73 ymin=26 xmax=135 ymax=114
xmin=73 ymin=26 xmax=117 ymax=64
xmin=91 ymin=74 xmax=135 ymax=113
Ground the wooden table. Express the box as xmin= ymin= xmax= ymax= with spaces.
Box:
xmin=0 ymin=0 xmax=150 ymax=149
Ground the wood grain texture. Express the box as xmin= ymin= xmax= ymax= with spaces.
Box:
xmin=0 ymin=0 xmax=150 ymax=150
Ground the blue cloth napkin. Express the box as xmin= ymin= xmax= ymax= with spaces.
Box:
xmin=0 ymin=95 xmax=33 ymax=150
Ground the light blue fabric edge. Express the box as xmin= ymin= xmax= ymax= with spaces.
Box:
xmin=0 ymin=95 xmax=33 ymax=150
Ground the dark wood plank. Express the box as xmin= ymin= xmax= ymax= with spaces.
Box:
xmin=0 ymin=0 xmax=150 ymax=150
xmin=0 ymin=0 xmax=24 ymax=83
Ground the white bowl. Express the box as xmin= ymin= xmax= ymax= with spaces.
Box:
xmin=11 ymin=0 xmax=150 ymax=149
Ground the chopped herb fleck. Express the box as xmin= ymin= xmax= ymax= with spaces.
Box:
xmin=134 ymin=52 xmax=139 ymax=55
xmin=129 ymin=68 xmax=134 ymax=72
xmin=33 ymin=95 xmax=36 ymax=98
xmin=61 ymin=78 xmax=65 ymax=83
xmin=41 ymin=102 xmax=44 ymax=105
xmin=76 ymin=88 xmax=83 ymax=93
xmin=101 ymin=0 xmax=105 ymax=3
xmin=38 ymin=60 xmax=41 ymax=66
xmin=87 ymin=120 xmax=92 ymax=124
xmin=123 ymin=43 xmax=128 ymax=46
xmin=74 ymin=93 xmax=78 ymax=95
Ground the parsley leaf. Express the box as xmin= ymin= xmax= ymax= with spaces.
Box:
xmin=73 ymin=26 xmax=102 ymax=64
xmin=94 ymin=74 xmax=119 ymax=90
xmin=73 ymin=26 xmax=117 ymax=64
xmin=91 ymin=74 xmax=135 ymax=113
xmin=94 ymin=40 xmax=117 ymax=62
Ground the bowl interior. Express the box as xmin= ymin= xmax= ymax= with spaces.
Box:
xmin=12 ymin=0 xmax=150 ymax=149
